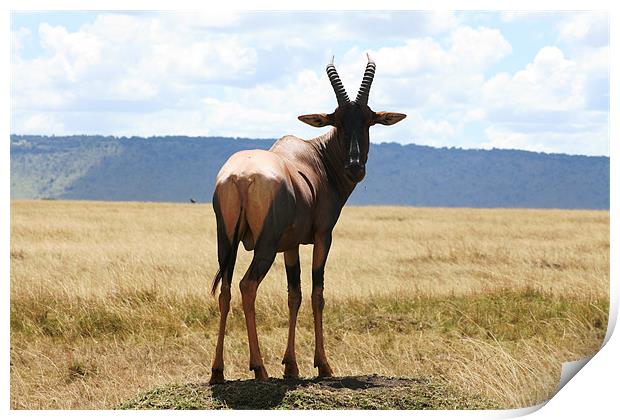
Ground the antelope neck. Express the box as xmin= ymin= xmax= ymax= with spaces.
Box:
xmin=310 ymin=128 xmax=359 ymax=201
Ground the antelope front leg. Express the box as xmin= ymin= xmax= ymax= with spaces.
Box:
xmin=282 ymin=247 xmax=301 ymax=379
xmin=312 ymin=233 xmax=334 ymax=378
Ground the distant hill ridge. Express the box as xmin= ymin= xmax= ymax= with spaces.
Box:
xmin=10 ymin=134 xmax=609 ymax=209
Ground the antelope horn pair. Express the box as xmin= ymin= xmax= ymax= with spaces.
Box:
xmin=326 ymin=53 xmax=376 ymax=106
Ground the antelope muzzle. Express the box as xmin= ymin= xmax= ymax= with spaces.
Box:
xmin=346 ymin=134 xmax=365 ymax=179
xmin=345 ymin=157 xmax=365 ymax=181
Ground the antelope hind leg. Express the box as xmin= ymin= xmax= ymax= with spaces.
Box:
xmin=282 ymin=247 xmax=301 ymax=379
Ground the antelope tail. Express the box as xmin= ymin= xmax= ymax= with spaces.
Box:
xmin=210 ymin=208 xmax=243 ymax=295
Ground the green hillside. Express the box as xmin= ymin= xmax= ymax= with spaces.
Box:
xmin=10 ymin=135 xmax=610 ymax=209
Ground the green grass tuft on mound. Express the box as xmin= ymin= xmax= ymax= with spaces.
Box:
xmin=119 ymin=375 xmax=499 ymax=410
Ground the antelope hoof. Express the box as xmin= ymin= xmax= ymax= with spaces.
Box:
xmin=282 ymin=356 xmax=300 ymax=379
xmin=317 ymin=363 xmax=334 ymax=378
xmin=283 ymin=363 xmax=300 ymax=379
xmin=314 ymin=356 xmax=334 ymax=377
xmin=209 ymin=368 xmax=225 ymax=385
xmin=317 ymin=362 xmax=334 ymax=378
xmin=253 ymin=365 xmax=269 ymax=381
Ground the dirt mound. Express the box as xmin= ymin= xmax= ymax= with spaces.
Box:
xmin=119 ymin=375 xmax=498 ymax=410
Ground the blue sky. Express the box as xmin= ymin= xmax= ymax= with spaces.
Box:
xmin=10 ymin=11 xmax=609 ymax=155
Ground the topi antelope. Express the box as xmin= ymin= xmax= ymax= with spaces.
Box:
xmin=209 ymin=55 xmax=406 ymax=384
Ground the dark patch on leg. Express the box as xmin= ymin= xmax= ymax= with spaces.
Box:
xmin=312 ymin=267 xmax=325 ymax=290
xmin=283 ymin=259 xmax=302 ymax=379
xmin=312 ymin=268 xmax=325 ymax=311
xmin=244 ymin=253 xmax=277 ymax=284
xmin=311 ymin=265 xmax=331 ymax=376
xmin=286 ymin=261 xmax=301 ymax=290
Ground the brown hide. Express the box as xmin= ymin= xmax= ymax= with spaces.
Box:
xmin=213 ymin=128 xmax=356 ymax=254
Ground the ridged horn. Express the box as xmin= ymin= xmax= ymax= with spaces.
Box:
xmin=326 ymin=56 xmax=350 ymax=106
xmin=355 ymin=53 xmax=376 ymax=105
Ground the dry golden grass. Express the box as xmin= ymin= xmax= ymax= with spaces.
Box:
xmin=10 ymin=200 xmax=609 ymax=409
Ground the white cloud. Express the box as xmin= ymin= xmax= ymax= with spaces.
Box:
xmin=425 ymin=11 xmax=460 ymax=33
xmin=196 ymin=69 xmax=337 ymax=139
xmin=110 ymin=78 xmax=159 ymax=100
xmin=13 ymin=11 xmax=462 ymax=123
xmin=483 ymin=46 xmax=585 ymax=112
xmin=18 ymin=113 xmax=65 ymax=134
xmin=326 ymin=24 xmax=510 ymax=150
xmin=483 ymin=124 xmax=608 ymax=156
xmin=449 ymin=26 xmax=512 ymax=70
xmin=334 ymin=25 xmax=510 ymax=113
xmin=9 ymin=11 xmax=609 ymax=156
xmin=369 ymin=108 xmax=466 ymax=149
xmin=579 ymin=45 xmax=609 ymax=75
xmin=11 ymin=27 xmax=30 ymax=54
xmin=558 ymin=12 xmax=609 ymax=48
xmin=480 ymin=43 xmax=608 ymax=156
xmin=12 ymin=14 xmax=259 ymax=113
xmin=416 ymin=113 xmax=457 ymax=137
xmin=351 ymin=25 xmax=510 ymax=78
xmin=462 ymin=108 xmax=486 ymax=122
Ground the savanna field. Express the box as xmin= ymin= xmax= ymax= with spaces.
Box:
xmin=10 ymin=200 xmax=609 ymax=409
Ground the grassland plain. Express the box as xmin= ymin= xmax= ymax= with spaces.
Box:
xmin=10 ymin=200 xmax=609 ymax=409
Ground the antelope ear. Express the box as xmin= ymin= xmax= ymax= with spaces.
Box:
xmin=373 ymin=112 xmax=407 ymax=126
xmin=298 ymin=113 xmax=334 ymax=127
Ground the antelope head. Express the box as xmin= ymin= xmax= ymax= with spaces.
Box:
xmin=299 ymin=55 xmax=407 ymax=182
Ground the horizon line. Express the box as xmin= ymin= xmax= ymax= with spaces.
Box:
xmin=9 ymin=133 xmax=610 ymax=159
